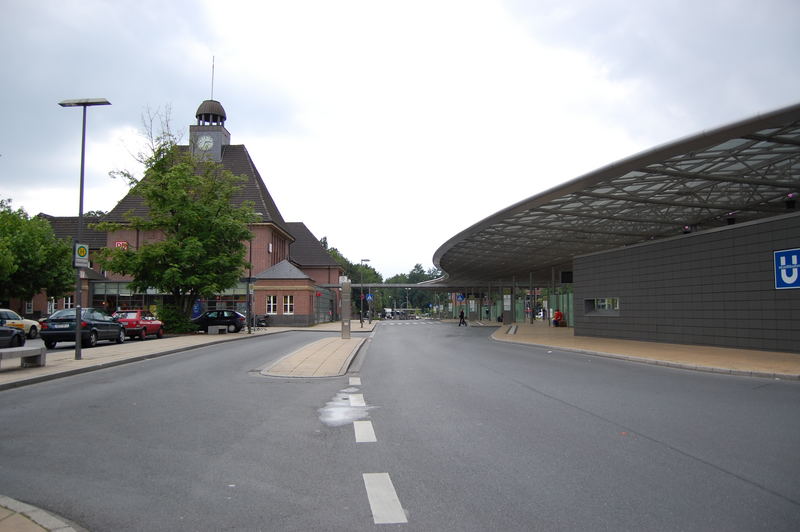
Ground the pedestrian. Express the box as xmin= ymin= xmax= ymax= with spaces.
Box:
xmin=553 ymin=309 xmax=563 ymax=327
xmin=459 ymin=309 xmax=467 ymax=327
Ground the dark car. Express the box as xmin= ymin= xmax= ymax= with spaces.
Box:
xmin=113 ymin=310 xmax=164 ymax=340
xmin=0 ymin=324 xmax=26 ymax=348
xmin=191 ymin=310 xmax=245 ymax=333
xmin=40 ymin=308 xmax=125 ymax=349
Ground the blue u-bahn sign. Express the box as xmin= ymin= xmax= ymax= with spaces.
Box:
xmin=774 ymin=248 xmax=800 ymax=289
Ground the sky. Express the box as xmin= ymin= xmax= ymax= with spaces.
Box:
xmin=2 ymin=0 xmax=799 ymax=279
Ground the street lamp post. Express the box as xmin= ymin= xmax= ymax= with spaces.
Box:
xmin=59 ymin=98 xmax=110 ymax=360
xmin=405 ymin=287 xmax=410 ymax=318
xmin=359 ymin=259 xmax=370 ymax=327
xmin=247 ymin=212 xmax=264 ymax=334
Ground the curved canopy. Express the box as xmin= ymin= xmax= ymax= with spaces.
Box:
xmin=434 ymin=102 xmax=800 ymax=284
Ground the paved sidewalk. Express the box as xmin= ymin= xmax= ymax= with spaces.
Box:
xmin=490 ymin=320 xmax=800 ymax=379
xmin=261 ymin=336 xmax=365 ymax=377
xmin=0 ymin=495 xmax=79 ymax=532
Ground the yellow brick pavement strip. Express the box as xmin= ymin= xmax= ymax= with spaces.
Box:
xmin=0 ymin=495 xmax=79 ymax=532
xmin=261 ymin=337 xmax=365 ymax=377
xmin=491 ymin=320 xmax=800 ymax=379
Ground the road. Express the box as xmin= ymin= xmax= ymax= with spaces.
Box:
xmin=1 ymin=322 xmax=799 ymax=531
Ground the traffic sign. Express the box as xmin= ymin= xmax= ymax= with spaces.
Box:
xmin=74 ymin=243 xmax=90 ymax=268
xmin=775 ymin=248 xmax=800 ymax=289
xmin=366 ymin=294 xmax=373 ymax=302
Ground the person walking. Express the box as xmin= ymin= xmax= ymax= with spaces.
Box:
xmin=458 ymin=309 xmax=467 ymax=327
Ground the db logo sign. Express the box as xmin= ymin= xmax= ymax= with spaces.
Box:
xmin=774 ymin=249 xmax=800 ymax=289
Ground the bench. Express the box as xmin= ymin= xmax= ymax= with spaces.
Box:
xmin=0 ymin=346 xmax=47 ymax=368
xmin=208 ymin=325 xmax=227 ymax=335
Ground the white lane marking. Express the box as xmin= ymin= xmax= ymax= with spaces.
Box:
xmin=363 ymin=473 xmax=408 ymax=524
xmin=349 ymin=393 xmax=366 ymax=407
xmin=349 ymin=377 xmax=361 ymax=386
xmin=354 ymin=420 xmax=377 ymax=443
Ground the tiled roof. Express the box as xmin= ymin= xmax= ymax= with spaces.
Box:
xmin=105 ymin=145 xmax=292 ymax=239
xmin=254 ymin=259 xmax=312 ymax=280
xmin=36 ymin=214 xmax=107 ymax=248
xmin=287 ymin=222 xmax=341 ymax=268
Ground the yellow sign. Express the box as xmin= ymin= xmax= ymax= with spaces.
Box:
xmin=74 ymin=243 xmax=90 ymax=268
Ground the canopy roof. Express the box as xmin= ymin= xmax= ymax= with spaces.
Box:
xmin=434 ymin=102 xmax=800 ymax=284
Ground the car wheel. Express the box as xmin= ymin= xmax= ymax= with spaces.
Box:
xmin=156 ymin=328 xmax=164 ymax=339
xmin=83 ymin=330 xmax=98 ymax=348
xmin=44 ymin=340 xmax=56 ymax=349
xmin=139 ymin=328 xmax=147 ymax=341
xmin=27 ymin=326 xmax=38 ymax=339
xmin=10 ymin=334 xmax=22 ymax=347
xmin=227 ymin=323 xmax=237 ymax=333
xmin=116 ymin=328 xmax=126 ymax=344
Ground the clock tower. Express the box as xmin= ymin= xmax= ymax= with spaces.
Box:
xmin=189 ymin=99 xmax=231 ymax=162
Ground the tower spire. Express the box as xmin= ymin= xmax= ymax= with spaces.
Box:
xmin=211 ymin=56 xmax=215 ymax=100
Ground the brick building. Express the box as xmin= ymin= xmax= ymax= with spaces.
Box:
xmin=16 ymin=99 xmax=343 ymax=326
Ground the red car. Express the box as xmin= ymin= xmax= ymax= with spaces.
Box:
xmin=113 ymin=310 xmax=164 ymax=340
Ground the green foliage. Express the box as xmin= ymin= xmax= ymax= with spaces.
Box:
xmin=155 ymin=304 xmax=197 ymax=333
xmin=94 ymin=143 xmax=254 ymax=319
xmin=0 ymin=199 xmax=74 ymax=303
xmin=317 ymin=235 xmax=444 ymax=315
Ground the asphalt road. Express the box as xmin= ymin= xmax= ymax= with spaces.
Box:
xmin=1 ymin=322 xmax=799 ymax=531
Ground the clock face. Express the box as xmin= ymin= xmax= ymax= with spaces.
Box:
xmin=197 ymin=135 xmax=214 ymax=151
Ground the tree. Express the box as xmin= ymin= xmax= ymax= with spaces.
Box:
xmin=94 ymin=138 xmax=254 ymax=324
xmin=0 ymin=199 xmax=73 ymax=307
xmin=319 ymin=236 xmax=387 ymax=312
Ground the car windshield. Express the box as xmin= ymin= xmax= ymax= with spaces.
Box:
xmin=49 ymin=309 xmax=83 ymax=319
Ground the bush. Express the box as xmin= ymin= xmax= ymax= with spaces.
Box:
xmin=156 ymin=304 xmax=198 ymax=333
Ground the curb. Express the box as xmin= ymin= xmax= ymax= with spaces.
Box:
xmin=0 ymin=332 xmax=283 ymax=392
xmin=0 ymin=327 xmax=376 ymax=392
xmin=0 ymin=495 xmax=84 ymax=532
xmin=490 ymin=335 xmax=800 ymax=380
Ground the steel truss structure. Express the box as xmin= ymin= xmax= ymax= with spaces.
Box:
xmin=434 ymin=102 xmax=800 ymax=284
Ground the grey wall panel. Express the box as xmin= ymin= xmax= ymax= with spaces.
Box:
xmin=574 ymin=213 xmax=800 ymax=353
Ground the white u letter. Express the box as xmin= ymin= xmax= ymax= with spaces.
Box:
xmin=780 ymin=255 xmax=799 ymax=284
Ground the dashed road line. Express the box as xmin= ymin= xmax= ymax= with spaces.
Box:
xmin=349 ymin=393 xmax=366 ymax=407
xmin=363 ymin=473 xmax=408 ymax=524
xmin=354 ymin=420 xmax=377 ymax=443
xmin=349 ymin=376 xmax=361 ymax=386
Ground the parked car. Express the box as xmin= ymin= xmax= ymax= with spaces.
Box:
xmin=113 ymin=310 xmax=164 ymax=340
xmin=40 ymin=308 xmax=125 ymax=349
xmin=191 ymin=310 xmax=245 ymax=333
xmin=0 ymin=308 xmax=41 ymax=338
xmin=0 ymin=324 xmax=26 ymax=348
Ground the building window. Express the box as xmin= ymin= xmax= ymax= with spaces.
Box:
xmin=283 ymin=295 xmax=294 ymax=315
xmin=64 ymin=296 xmax=74 ymax=309
xmin=266 ymin=295 xmax=277 ymax=315
xmin=584 ymin=297 xmax=620 ymax=316
xmin=25 ymin=301 xmax=33 ymax=314
xmin=47 ymin=298 xmax=55 ymax=315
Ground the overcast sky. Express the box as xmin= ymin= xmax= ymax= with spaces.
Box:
xmin=2 ymin=0 xmax=798 ymax=278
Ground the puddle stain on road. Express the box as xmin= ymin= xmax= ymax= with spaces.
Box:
xmin=318 ymin=388 xmax=376 ymax=427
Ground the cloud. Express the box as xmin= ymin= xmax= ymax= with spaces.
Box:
xmin=1 ymin=0 xmax=797 ymax=277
